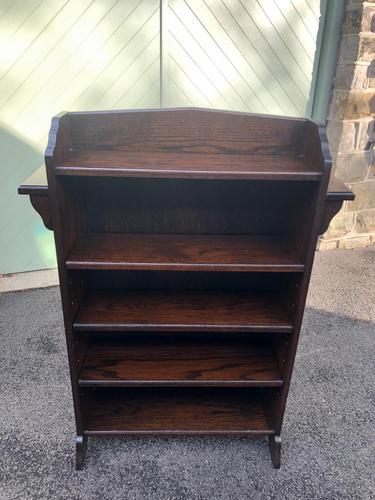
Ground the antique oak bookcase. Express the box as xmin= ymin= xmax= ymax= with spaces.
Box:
xmin=19 ymin=109 xmax=354 ymax=469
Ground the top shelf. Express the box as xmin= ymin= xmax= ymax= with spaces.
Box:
xmin=55 ymin=150 xmax=321 ymax=181
xmin=18 ymin=165 xmax=354 ymax=201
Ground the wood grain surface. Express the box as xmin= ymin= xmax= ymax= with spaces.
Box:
xmin=67 ymin=233 xmax=305 ymax=272
xmin=79 ymin=336 xmax=283 ymax=387
xmin=83 ymin=388 xmax=274 ymax=435
xmin=55 ymin=149 xmax=321 ymax=180
xmin=73 ymin=290 xmax=293 ymax=333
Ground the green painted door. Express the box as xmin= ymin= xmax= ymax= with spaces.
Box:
xmin=0 ymin=0 xmax=340 ymax=274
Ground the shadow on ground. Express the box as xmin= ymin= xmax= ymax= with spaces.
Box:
xmin=0 ymin=248 xmax=374 ymax=499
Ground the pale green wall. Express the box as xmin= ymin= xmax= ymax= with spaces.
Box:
xmin=0 ymin=0 xmax=159 ymax=274
xmin=166 ymin=0 xmax=325 ymax=115
xmin=0 ymin=0 xmax=339 ymax=274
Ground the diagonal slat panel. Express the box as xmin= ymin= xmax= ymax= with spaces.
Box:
xmin=168 ymin=0 xmax=281 ymax=113
xmin=167 ymin=0 xmax=324 ymax=116
xmin=2 ymin=0 xmax=126 ymax=119
xmin=169 ymin=4 xmax=265 ymax=112
xmin=0 ymin=0 xmax=159 ymax=274
xmin=169 ymin=30 xmax=237 ymax=110
xmin=2 ymin=0 xmax=327 ymax=274
xmin=168 ymin=57 xmax=211 ymax=107
xmin=219 ymin=0 xmax=309 ymax=108
xmin=257 ymin=0 xmax=316 ymax=64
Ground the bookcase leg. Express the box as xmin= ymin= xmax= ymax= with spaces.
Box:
xmin=268 ymin=435 xmax=281 ymax=469
xmin=76 ymin=435 xmax=88 ymax=470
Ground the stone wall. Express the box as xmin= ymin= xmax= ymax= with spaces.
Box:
xmin=321 ymin=0 xmax=375 ymax=250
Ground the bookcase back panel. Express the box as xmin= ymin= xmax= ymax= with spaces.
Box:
xmin=68 ymin=110 xmax=306 ymax=155
xmin=86 ymin=270 xmax=283 ymax=292
xmin=62 ymin=177 xmax=317 ymax=241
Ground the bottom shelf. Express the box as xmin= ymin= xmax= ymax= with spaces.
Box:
xmin=82 ymin=388 xmax=275 ymax=435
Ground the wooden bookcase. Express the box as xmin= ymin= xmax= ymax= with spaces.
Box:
xmin=19 ymin=109 xmax=354 ymax=469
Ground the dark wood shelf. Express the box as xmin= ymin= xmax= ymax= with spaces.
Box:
xmin=66 ymin=233 xmax=304 ymax=272
xmin=83 ymin=388 xmax=274 ymax=435
xmin=79 ymin=336 xmax=283 ymax=387
xmin=73 ymin=290 xmax=293 ymax=333
xmin=55 ymin=150 xmax=321 ymax=181
xmin=17 ymin=164 xmax=354 ymax=203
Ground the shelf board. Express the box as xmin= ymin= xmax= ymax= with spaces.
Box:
xmin=79 ymin=337 xmax=283 ymax=387
xmin=73 ymin=290 xmax=292 ymax=333
xmin=55 ymin=150 xmax=321 ymax=181
xmin=66 ymin=233 xmax=305 ymax=272
xmin=83 ymin=388 xmax=274 ymax=435
xmin=18 ymin=165 xmax=353 ymax=203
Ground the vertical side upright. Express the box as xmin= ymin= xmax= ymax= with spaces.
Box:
xmin=270 ymin=122 xmax=332 ymax=441
xmin=44 ymin=113 xmax=88 ymax=469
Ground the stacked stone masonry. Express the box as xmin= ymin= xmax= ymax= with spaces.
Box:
xmin=322 ymin=0 xmax=375 ymax=250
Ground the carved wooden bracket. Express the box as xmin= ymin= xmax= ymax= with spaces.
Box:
xmin=319 ymin=200 xmax=344 ymax=235
xmin=30 ymin=194 xmax=53 ymax=230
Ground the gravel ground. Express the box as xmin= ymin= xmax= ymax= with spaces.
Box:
xmin=0 ymin=247 xmax=374 ymax=499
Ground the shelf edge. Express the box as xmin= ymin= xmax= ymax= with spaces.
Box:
xmin=73 ymin=324 xmax=293 ymax=333
xmin=55 ymin=165 xmax=322 ymax=181
xmin=78 ymin=380 xmax=284 ymax=388
xmin=84 ymin=429 xmax=275 ymax=436
xmin=66 ymin=261 xmax=305 ymax=272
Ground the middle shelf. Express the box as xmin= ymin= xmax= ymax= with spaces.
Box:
xmin=66 ymin=233 xmax=305 ymax=272
xmin=79 ymin=335 xmax=283 ymax=388
xmin=73 ymin=290 xmax=293 ymax=333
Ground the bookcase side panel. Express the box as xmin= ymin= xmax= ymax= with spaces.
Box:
xmin=271 ymin=167 xmax=332 ymax=434
xmin=45 ymin=116 xmax=86 ymax=435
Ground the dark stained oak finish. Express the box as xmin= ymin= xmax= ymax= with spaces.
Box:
xmin=29 ymin=194 xmax=53 ymax=230
xmin=73 ymin=290 xmax=293 ymax=333
xmin=68 ymin=108 xmax=306 ymax=154
xmin=83 ymin=388 xmax=274 ymax=435
xmin=17 ymin=164 xmax=353 ymax=202
xmin=55 ymin=150 xmax=321 ymax=181
xmin=18 ymin=108 xmax=354 ymax=469
xmin=67 ymin=233 xmax=305 ymax=272
xmin=79 ymin=337 xmax=283 ymax=387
